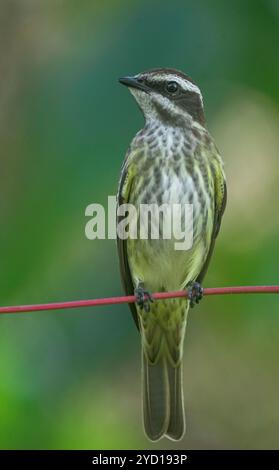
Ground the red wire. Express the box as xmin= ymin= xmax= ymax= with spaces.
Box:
xmin=0 ymin=286 xmax=278 ymax=315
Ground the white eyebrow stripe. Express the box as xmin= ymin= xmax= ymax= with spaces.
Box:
xmin=148 ymin=73 xmax=202 ymax=98
xmin=163 ymin=74 xmax=202 ymax=96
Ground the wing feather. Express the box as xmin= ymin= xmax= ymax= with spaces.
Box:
xmin=117 ymin=150 xmax=140 ymax=329
xmin=197 ymin=154 xmax=227 ymax=283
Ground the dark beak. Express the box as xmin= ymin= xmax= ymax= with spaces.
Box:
xmin=119 ymin=76 xmax=149 ymax=93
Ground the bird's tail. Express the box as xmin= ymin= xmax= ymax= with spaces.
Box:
xmin=142 ymin=337 xmax=185 ymax=441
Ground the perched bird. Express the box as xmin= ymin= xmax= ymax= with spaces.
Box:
xmin=117 ymin=68 xmax=226 ymax=441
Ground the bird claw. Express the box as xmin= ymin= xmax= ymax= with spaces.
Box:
xmin=187 ymin=281 xmax=203 ymax=308
xmin=134 ymin=286 xmax=153 ymax=312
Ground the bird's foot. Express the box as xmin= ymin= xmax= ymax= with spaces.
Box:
xmin=134 ymin=286 xmax=153 ymax=312
xmin=187 ymin=281 xmax=203 ymax=308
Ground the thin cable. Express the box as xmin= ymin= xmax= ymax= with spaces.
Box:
xmin=0 ymin=285 xmax=278 ymax=315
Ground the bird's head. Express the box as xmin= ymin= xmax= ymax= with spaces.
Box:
xmin=119 ymin=68 xmax=205 ymax=127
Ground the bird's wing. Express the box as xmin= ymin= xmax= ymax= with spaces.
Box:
xmin=196 ymin=151 xmax=227 ymax=284
xmin=117 ymin=149 xmax=140 ymax=329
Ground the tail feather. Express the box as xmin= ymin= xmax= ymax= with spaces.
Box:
xmin=142 ymin=353 xmax=170 ymax=441
xmin=166 ymin=363 xmax=185 ymax=440
xmin=142 ymin=349 xmax=185 ymax=441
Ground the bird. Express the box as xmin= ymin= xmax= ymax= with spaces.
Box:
xmin=117 ymin=68 xmax=226 ymax=441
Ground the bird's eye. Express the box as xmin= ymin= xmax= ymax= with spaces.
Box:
xmin=166 ymin=81 xmax=179 ymax=94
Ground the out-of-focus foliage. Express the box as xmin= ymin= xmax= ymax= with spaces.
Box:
xmin=0 ymin=0 xmax=279 ymax=449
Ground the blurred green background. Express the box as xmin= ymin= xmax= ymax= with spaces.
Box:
xmin=0 ymin=0 xmax=279 ymax=450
